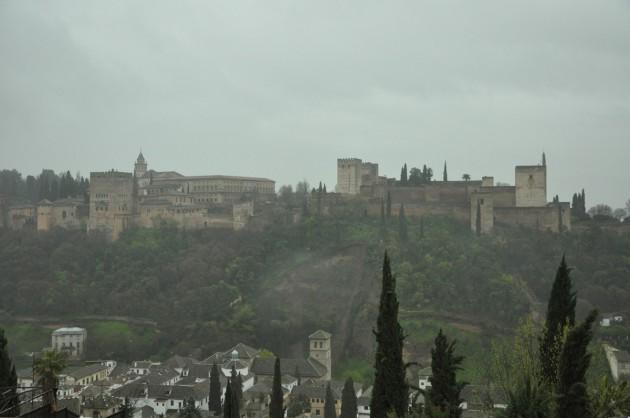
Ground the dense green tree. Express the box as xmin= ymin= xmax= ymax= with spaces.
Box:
xmin=179 ymin=398 xmax=202 ymax=418
xmin=270 ymin=357 xmax=284 ymax=418
xmin=340 ymin=377 xmax=357 ymax=418
xmin=370 ymin=252 xmax=407 ymax=418
xmin=287 ymin=393 xmax=310 ymax=418
xmin=0 ymin=329 xmax=18 ymax=416
xmin=591 ymin=376 xmax=630 ymax=418
xmin=427 ymin=329 xmax=466 ymax=418
xmin=209 ymin=364 xmax=222 ymax=415
xmin=539 ymin=256 xmax=576 ymax=386
xmin=324 ymin=383 xmax=337 ymax=418
xmin=555 ymin=310 xmax=598 ymax=418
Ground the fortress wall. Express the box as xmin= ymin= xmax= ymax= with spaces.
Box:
xmin=367 ymin=201 xmax=470 ymax=222
xmin=483 ymin=186 xmax=516 ymax=207
xmin=384 ymin=182 xmax=482 ymax=205
xmin=495 ymin=203 xmax=571 ymax=232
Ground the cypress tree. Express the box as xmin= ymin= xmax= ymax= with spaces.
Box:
xmin=270 ymin=357 xmax=284 ymax=418
xmin=443 ymin=161 xmax=448 ymax=182
xmin=231 ymin=386 xmax=240 ymax=418
xmin=380 ymin=199 xmax=385 ymax=226
xmin=427 ymin=329 xmax=466 ymax=418
xmin=294 ymin=365 xmax=301 ymax=386
xmin=223 ymin=381 xmax=232 ymax=418
xmin=324 ymin=383 xmax=337 ymax=418
xmin=370 ymin=252 xmax=407 ymax=418
xmin=230 ymin=365 xmax=242 ymax=406
xmin=398 ymin=204 xmax=408 ymax=242
xmin=399 ymin=163 xmax=408 ymax=185
xmin=555 ymin=310 xmax=598 ymax=418
xmin=475 ymin=199 xmax=481 ymax=236
xmin=209 ymin=364 xmax=222 ymax=415
xmin=540 ymin=256 xmax=577 ymax=386
xmin=340 ymin=377 xmax=357 ymax=418
xmin=0 ymin=329 xmax=18 ymax=416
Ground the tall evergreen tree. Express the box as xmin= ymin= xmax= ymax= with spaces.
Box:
xmin=231 ymin=387 xmax=240 ymax=418
xmin=340 ymin=377 xmax=357 ymax=418
xmin=209 ymin=364 xmax=222 ymax=415
xmin=370 ymin=252 xmax=407 ymax=418
xmin=555 ymin=310 xmax=598 ymax=418
xmin=324 ymin=383 xmax=337 ymax=418
xmin=443 ymin=162 xmax=448 ymax=182
xmin=270 ymin=357 xmax=284 ymax=418
xmin=0 ymin=329 xmax=18 ymax=416
xmin=427 ymin=329 xmax=466 ymax=418
xmin=398 ymin=204 xmax=408 ymax=242
xmin=294 ymin=365 xmax=301 ymax=386
xmin=230 ymin=365 xmax=242 ymax=407
xmin=475 ymin=200 xmax=481 ymax=236
xmin=380 ymin=199 xmax=385 ymax=226
xmin=539 ymin=256 xmax=576 ymax=386
xmin=223 ymin=381 xmax=233 ymax=418
xmin=402 ymin=164 xmax=408 ymax=185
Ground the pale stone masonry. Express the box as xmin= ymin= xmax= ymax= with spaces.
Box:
xmin=87 ymin=152 xmax=275 ymax=240
xmin=336 ymin=153 xmax=570 ymax=234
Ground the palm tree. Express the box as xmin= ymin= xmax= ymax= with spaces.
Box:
xmin=33 ymin=350 xmax=66 ymax=408
xmin=462 ymin=174 xmax=471 ymax=181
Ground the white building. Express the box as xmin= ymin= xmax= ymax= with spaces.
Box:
xmin=52 ymin=327 xmax=87 ymax=359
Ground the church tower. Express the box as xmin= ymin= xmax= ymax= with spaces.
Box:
xmin=134 ymin=152 xmax=147 ymax=178
xmin=308 ymin=330 xmax=332 ymax=380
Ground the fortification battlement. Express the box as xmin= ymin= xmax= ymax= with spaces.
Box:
xmin=337 ymin=158 xmax=362 ymax=164
xmin=90 ymin=171 xmax=133 ymax=179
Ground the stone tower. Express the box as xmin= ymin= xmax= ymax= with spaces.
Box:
xmin=515 ymin=163 xmax=547 ymax=207
xmin=134 ymin=152 xmax=147 ymax=178
xmin=308 ymin=330 xmax=332 ymax=380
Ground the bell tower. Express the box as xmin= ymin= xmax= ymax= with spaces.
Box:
xmin=134 ymin=151 xmax=147 ymax=178
xmin=308 ymin=330 xmax=332 ymax=380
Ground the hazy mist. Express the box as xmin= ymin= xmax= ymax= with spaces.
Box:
xmin=1 ymin=0 xmax=628 ymax=207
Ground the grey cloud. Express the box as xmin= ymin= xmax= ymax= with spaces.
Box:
xmin=0 ymin=0 xmax=628 ymax=207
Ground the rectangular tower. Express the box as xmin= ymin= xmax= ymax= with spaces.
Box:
xmin=337 ymin=158 xmax=363 ymax=194
xmin=88 ymin=171 xmax=135 ymax=240
xmin=308 ymin=330 xmax=332 ymax=381
xmin=515 ymin=165 xmax=547 ymax=207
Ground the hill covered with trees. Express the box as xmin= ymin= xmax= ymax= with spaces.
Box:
xmin=1 ymin=211 xmax=629 ymax=382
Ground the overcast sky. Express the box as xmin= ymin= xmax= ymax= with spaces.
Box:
xmin=1 ymin=1 xmax=628 ymax=207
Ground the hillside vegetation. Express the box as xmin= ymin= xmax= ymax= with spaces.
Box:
xmin=1 ymin=213 xmax=629 ymax=382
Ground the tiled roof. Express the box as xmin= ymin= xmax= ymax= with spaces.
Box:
xmin=66 ymin=364 xmax=108 ymax=380
xmin=250 ymin=358 xmax=326 ymax=378
xmin=308 ymin=330 xmax=332 ymax=340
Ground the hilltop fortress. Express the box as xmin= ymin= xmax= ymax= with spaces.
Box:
xmin=87 ymin=153 xmax=276 ymax=239
xmin=1 ymin=152 xmax=572 ymax=237
xmin=336 ymin=154 xmax=571 ymax=233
